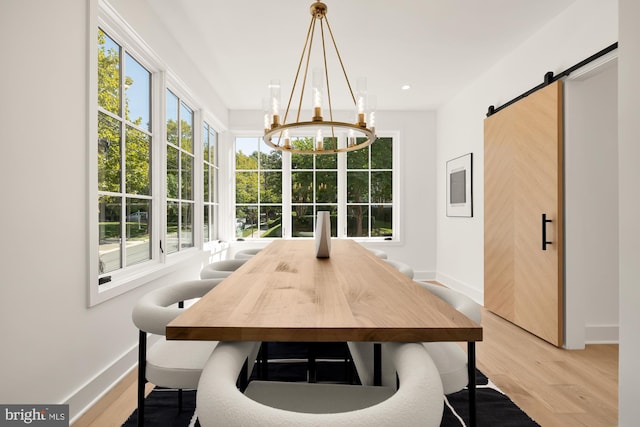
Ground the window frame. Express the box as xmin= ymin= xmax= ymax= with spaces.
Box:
xmin=231 ymin=131 xmax=400 ymax=242
xmin=202 ymin=119 xmax=220 ymax=245
xmin=96 ymin=28 xmax=155 ymax=277
xmin=89 ymin=2 xmax=213 ymax=306
xmin=234 ymin=136 xmax=284 ymax=239
xmin=345 ymin=136 xmax=395 ymax=239
xmin=165 ymin=88 xmax=198 ymax=254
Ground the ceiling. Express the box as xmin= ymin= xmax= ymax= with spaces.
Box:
xmin=145 ymin=0 xmax=576 ymax=111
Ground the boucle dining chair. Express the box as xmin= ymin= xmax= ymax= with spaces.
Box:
xmin=234 ymin=247 xmax=263 ymax=259
xmin=131 ymin=278 xmax=225 ymax=427
xmin=366 ymin=248 xmax=388 ymax=259
xmin=348 ymin=281 xmax=481 ymax=395
xmin=196 ymin=341 xmax=444 ymax=427
xmin=383 ymin=259 xmax=414 ymax=279
xmin=416 ymin=281 xmax=481 ymax=394
xmin=199 ymin=259 xmax=247 ymax=279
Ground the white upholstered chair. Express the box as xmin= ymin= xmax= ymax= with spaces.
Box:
xmin=196 ymin=341 xmax=444 ymax=427
xmin=234 ymin=248 xmax=263 ymax=259
xmin=366 ymin=248 xmax=388 ymax=259
xmin=348 ymin=281 xmax=481 ymax=395
xmin=416 ymin=281 xmax=481 ymax=394
xmin=200 ymin=259 xmax=247 ymax=279
xmin=131 ymin=279 xmax=223 ymax=427
xmin=383 ymin=259 xmax=414 ymax=279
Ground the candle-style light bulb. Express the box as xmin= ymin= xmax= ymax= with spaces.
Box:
xmin=312 ymin=69 xmax=323 ymax=121
xmin=263 ymin=113 xmax=270 ymax=132
xmin=269 ymin=79 xmax=281 ymax=127
xmin=316 ymin=129 xmax=323 ymax=151
xmin=355 ymin=77 xmax=367 ymax=126
xmin=368 ymin=94 xmax=377 ymax=130
xmin=283 ymin=129 xmax=291 ymax=149
xmin=313 ymin=88 xmax=322 ymax=108
xmin=348 ymin=129 xmax=356 ymax=147
xmin=357 ymin=96 xmax=365 ymax=116
xmin=262 ymin=97 xmax=271 ymax=132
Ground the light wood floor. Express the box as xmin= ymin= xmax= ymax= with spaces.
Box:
xmin=476 ymin=309 xmax=618 ymax=426
xmin=73 ymin=307 xmax=618 ymax=427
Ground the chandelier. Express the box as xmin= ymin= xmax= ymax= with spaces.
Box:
xmin=263 ymin=1 xmax=377 ymax=154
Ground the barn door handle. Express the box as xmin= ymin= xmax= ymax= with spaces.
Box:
xmin=542 ymin=213 xmax=553 ymax=251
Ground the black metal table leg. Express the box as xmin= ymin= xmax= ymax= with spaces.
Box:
xmin=468 ymin=342 xmax=477 ymax=427
xmin=373 ymin=343 xmax=381 ymax=386
xmin=308 ymin=342 xmax=317 ymax=383
xmin=237 ymin=358 xmax=249 ymax=392
xmin=137 ymin=331 xmax=146 ymax=427
xmin=259 ymin=342 xmax=268 ymax=380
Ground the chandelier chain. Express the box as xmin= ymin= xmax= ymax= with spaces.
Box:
xmin=295 ymin=15 xmax=316 ymax=123
xmin=323 ymin=15 xmax=357 ymax=106
xmin=319 ymin=18 xmax=335 ymax=140
xmin=283 ymin=15 xmax=315 ymax=127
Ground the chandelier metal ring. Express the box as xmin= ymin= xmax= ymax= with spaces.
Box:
xmin=264 ymin=121 xmax=376 ymax=154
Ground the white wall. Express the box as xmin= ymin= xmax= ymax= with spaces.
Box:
xmin=565 ymin=62 xmax=619 ymax=348
xmin=618 ymin=0 xmax=640 ymax=423
xmin=107 ymin=0 xmax=229 ymax=123
xmin=436 ymin=0 xmax=618 ymax=306
xmin=228 ymin=109 xmax=438 ymax=278
xmin=0 ymin=0 xmax=227 ymax=421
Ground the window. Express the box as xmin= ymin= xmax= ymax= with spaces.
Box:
xmin=166 ymin=90 xmax=195 ymax=253
xmin=233 ymin=135 xmax=396 ymax=240
xmin=93 ymin=8 xmax=230 ymax=305
xmin=291 ymin=137 xmax=338 ymax=237
xmin=235 ymin=137 xmax=283 ymax=238
xmin=347 ymin=137 xmax=393 ymax=237
xmin=97 ymin=28 xmax=152 ymax=276
xmin=203 ymin=121 xmax=219 ymax=243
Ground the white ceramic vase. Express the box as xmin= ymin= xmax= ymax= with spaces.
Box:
xmin=315 ymin=211 xmax=331 ymax=258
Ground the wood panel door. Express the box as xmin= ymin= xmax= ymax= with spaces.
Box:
xmin=484 ymin=81 xmax=563 ymax=347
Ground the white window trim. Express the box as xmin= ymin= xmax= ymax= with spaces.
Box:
xmin=164 ymin=84 xmax=201 ymax=253
xmin=202 ymin=114 xmax=222 ymax=247
xmin=89 ymin=1 xmax=221 ymax=306
xmin=90 ymin=1 xmax=168 ymax=306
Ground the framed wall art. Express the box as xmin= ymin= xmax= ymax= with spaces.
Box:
xmin=446 ymin=153 xmax=473 ymax=217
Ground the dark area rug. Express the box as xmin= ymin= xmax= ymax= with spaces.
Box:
xmin=124 ymin=343 xmax=539 ymax=427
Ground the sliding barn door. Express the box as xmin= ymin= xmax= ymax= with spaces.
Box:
xmin=484 ymin=81 xmax=564 ymax=346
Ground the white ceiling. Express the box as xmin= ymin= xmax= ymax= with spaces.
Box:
xmin=146 ymin=0 xmax=576 ymax=111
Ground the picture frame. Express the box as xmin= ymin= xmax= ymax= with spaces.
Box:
xmin=446 ymin=153 xmax=473 ymax=217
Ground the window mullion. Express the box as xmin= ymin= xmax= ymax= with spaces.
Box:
xmin=337 ymin=136 xmax=347 ymax=238
xmin=154 ymin=72 xmax=165 ymax=262
xmin=193 ymin=110 xmax=203 ymax=248
xmin=282 ymin=150 xmax=292 ymax=238
xmin=176 ymin=105 xmax=183 ymax=249
xmin=119 ymin=45 xmax=127 ymax=268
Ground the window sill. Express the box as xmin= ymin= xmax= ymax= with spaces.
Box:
xmin=89 ymin=249 xmax=209 ymax=307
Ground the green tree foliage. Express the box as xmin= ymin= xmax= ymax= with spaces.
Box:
xmin=346 ymin=137 xmax=393 ymax=236
xmin=234 ymin=135 xmax=393 ymax=238
xmin=236 ymin=149 xmax=259 ymax=204
xmin=97 ymin=29 xmax=150 ymax=197
xmin=98 ymin=29 xmax=152 ymax=267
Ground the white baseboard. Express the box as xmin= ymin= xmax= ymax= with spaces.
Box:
xmin=413 ymin=270 xmax=436 ymax=282
xmin=585 ymin=324 xmax=619 ymax=344
xmin=65 ymin=335 xmax=159 ymax=424
xmin=434 ymin=272 xmax=484 ymax=305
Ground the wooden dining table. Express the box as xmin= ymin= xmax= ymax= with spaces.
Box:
xmin=167 ymin=239 xmax=483 ymax=425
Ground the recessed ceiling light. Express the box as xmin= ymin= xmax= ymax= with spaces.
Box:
xmin=401 ymin=85 xmax=411 ymax=90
